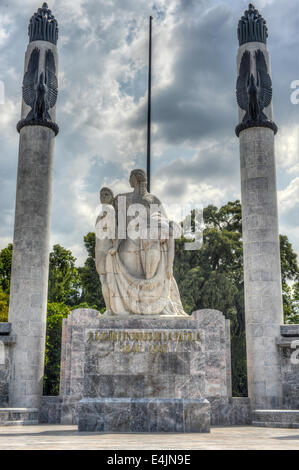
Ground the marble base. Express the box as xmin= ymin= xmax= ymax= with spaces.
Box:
xmin=59 ymin=309 xmax=231 ymax=426
xmin=77 ymin=315 xmax=211 ymax=433
xmin=81 ymin=316 xmax=206 ymax=401
xmin=0 ymin=408 xmax=38 ymax=426
xmin=78 ymin=398 xmax=210 ymax=433
xmin=252 ymin=410 xmax=299 ymax=429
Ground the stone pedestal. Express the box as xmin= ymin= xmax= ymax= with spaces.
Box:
xmin=77 ymin=315 xmax=210 ymax=433
xmin=57 ymin=308 xmax=233 ymax=426
xmin=59 ymin=309 xmax=100 ymax=424
xmin=8 ymin=6 xmax=59 ymax=409
xmin=252 ymin=410 xmax=299 ymax=429
xmin=192 ymin=309 xmax=232 ymax=398
xmin=277 ymin=325 xmax=299 ymax=410
xmin=239 ymin=127 xmax=283 ymax=409
xmin=0 ymin=323 xmax=15 ymax=407
xmin=0 ymin=408 xmax=38 ymax=426
xmin=0 ymin=323 xmax=37 ymax=425
xmin=79 ymin=397 xmax=210 ymax=433
xmin=236 ymin=6 xmax=284 ymax=410
xmin=8 ymin=125 xmax=55 ymax=408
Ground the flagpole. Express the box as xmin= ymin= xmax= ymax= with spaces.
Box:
xmin=147 ymin=16 xmax=153 ymax=193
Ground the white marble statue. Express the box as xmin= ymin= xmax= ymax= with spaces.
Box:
xmin=95 ymin=169 xmax=187 ymax=316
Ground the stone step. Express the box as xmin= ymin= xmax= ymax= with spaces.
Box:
xmin=0 ymin=323 xmax=11 ymax=335
xmin=0 ymin=408 xmax=39 ymax=426
xmin=252 ymin=410 xmax=299 ymax=429
xmin=78 ymin=398 xmax=211 ymax=433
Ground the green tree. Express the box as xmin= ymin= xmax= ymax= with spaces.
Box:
xmin=0 ymin=243 xmax=13 ymax=293
xmin=291 ymin=282 xmax=299 ymax=324
xmin=175 ymin=200 xmax=247 ymax=396
xmin=48 ymin=244 xmax=81 ymax=306
xmin=0 ymin=286 xmax=9 ymax=322
xmin=79 ymin=232 xmax=105 ymax=310
xmin=0 ymin=244 xmax=13 ymax=322
xmin=283 ymin=281 xmax=299 ymax=324
xmin=43 ymin=302 xmax=70 ymax=395
xmin=280 ymin=235 xmax=299 ymax=284
xmin=280 ymin=235 xmax=299 ymax=324
xmin=175 ymin=200 xmax=299 ymax=396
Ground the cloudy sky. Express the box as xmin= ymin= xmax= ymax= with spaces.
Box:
xmin=0 ymin=0 xmax=298 ymax=265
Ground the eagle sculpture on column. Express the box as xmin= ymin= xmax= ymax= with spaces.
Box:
xmin=236 ymin=49 xmax=272 ymax=124
xmin=22 ymin=47 xmax=58 ymax=123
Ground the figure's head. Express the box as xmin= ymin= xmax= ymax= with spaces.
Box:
xmin=100 ymin=187 xmax=114 ymax=204
xmin=129 ymin=169 xmax=147 ymax=188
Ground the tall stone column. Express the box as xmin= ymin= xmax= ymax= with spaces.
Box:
xmin=8 ymin=3 xmax=59 ymax=408
xmin=236 ymin=4 xmax=283 ymax=409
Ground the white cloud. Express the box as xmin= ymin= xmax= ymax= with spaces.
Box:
xmin=0 ymin=98 xmax=18 ymax=129
xmin=276 ymin=124 xmax=299 ymax=175
xmin=278 ymin=177 xmax=299 ymax=255
xmin=278 ymin=177 xmax=299 ymax=212
xmin=0 ymin=13 xmax=12 ymax=48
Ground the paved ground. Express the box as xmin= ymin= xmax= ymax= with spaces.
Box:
xmin=0 ymin=425 xmax=298 ymax=450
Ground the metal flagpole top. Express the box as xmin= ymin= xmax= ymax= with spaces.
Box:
xmin=147 ymin=16 xmax=152 ymax=193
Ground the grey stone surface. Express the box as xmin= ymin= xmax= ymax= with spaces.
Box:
xmin=77 ymin=314 xmax=210 ymax=432
xmin=0 ymin=361 xmax=10 ymax=407
xmin=0 ymin=336 xmax=16 ymax=344
xmin=59 ymin=308 xmax=100 ymax=424
xmin=276 ymin=337 xmax=298 ymax=347
xmin=277 ymin=330 xmax=299 ymax=410
xmin=82 ymin=318 xmax=205 ymax=401
xmin=236 ymin=19 xmax=284 ymax=410
xmin=60 ymin=395 xmax=81 ymax=425
xmin=0 ymin=323 xmax=11 ymax=335
xmin=8 ymin=124 xmax=56 ymax=409
xmin=59 ymin=308 xmax=232 ymax=425
xmin=0 ymin=332 xmax=15 ymax=408
xmin=238 ymin=126 xmax=283 ymax=409
xmin=78 ymin=398 xmax=210 ymax=433
xmin=7 ymin=21 xmax=58 ymax=409
xmin=1 ymin=424 xmax=299 ymax=450
xmin=39 ymin=396 xmax=62 ymax=424
xmin=0 ymin=408 xmax=38 ymax=426
xmin=208 ymin=397 xmax=251 ymax=426
xmin=60 ymin=309 xmax=99 ymax=398
xmin=192 ymin=310 xmax=232 ymax=398
xmin=281 ymin=325 xmax=299 ymax=337
xmin=252 ymin=410 xmax=299 ymax=429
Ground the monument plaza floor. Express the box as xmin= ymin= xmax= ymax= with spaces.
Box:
xmin=0 ymin=425 xmax=298 ymax=450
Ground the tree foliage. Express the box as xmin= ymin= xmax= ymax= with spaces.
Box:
xmin=48 ymin=244 xmax=81 ymax=306
xmin=44 ymin=238 xmax=106 ymax=394
xmin=175 ymin=200 xmax=247 ymax=396
xmin=78 ymin=232 xmax=105 ymax=310
xmin=283 ymin=281 xmax=299 ymax=324
xmin=0 ymin=243 xmax=12 ymax=293
xmin=0 ymin=244 xmax=12 ymax=322
xmin=43 ymin=302 xmax=70 ymax=396
xmin=0 ymin=286 xmax=9 ymax=322
xmin=174 ymin=200 xmax=299 ymax=396
xmin=280 ymin=235 xmax=299 ymax=324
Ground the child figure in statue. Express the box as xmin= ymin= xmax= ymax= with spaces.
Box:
xmin=95 ymin=187 xmax=116 ymax=314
